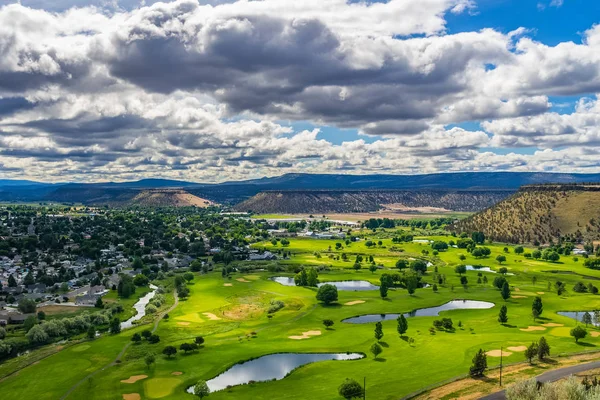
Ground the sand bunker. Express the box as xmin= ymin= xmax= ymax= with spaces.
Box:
xmin=514 ymin=287 xmax=520 ymax=292
xmin=511 ymin=295 xmax=527 ymax=299
xmin=203 ymin=312 xmax=221 ymax=321
xmin=289 ymin=330 xmax=322 ymax=340
xmin=537 ymin=292 xmax=545 ymax=295
xmin=123 ymin=394 xmax=141 ymax=400
xmin=486 ymin=350 xmax=512 ymax=357
xmin=507 ymin=346 xmax=528 ymax=352
xmin=591 ymin=331 xmax=600 ymax=338
xmin=224 ymin=283 xmax=233 ymax=287
xmin=177 ymin=322 xmax=190 ymax=326
xmin=236 ymin=278 xmax=251 ymax=283
xmin=121 ymin=375 xmax=148 ymax=384
xmin=542 ymin=323 xmax=564 ymax=327
xmin=345 ymin=300 xmax=366 ymax=306
xmin=520 ymin=326 xmax=546 ymax=332
xmin=171 ymin=371 xmax=183 ymax=376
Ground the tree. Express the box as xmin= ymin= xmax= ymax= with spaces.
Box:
xmin=396 ymin=259 xmax=408 ymax=270
xmin=496 ymin=255 xmax=506 ymax=264
xmin=498 ymin=267 xmax=508 ymax=275
xmin=94 ymin=297 xmax=104 ymax=309
xmin=193 ymin=380 xmax=210 ymax=399
xmin=148 ymin=334 xmax=160 ymax=344
xmin=195 ymin=336 xmax=205 ymax=345
xmin=532 ymin=250 xmax=542 ymax=260
xmin=374 ymin=321 xmax=384 ymax=341
xmin=459 ymin=254 xmax=467 ymax=261
xmin=316 ymin=284 xmax=338 ymax=305
xmin=454 ymin=265 xmax=467 ymax=275
xmin=18 ymin=298 xmax=37 ymax=314
xmin=180 ymin=343 xmax=193 ymax=353
xmin=379 ymin=284 xmax=388 ymax=299
xmin=131 ymin=333 xmax=142 ymax=343
xmin=571 ymin=326 xmax=587 ymax=343
xmin=7 ymin=274 xmax=17 ymax=287
xmin=369 ymin=264 xmax=377 ymax=274
xmin=432 ymin=284 xmax=438 ymax=293
xmin=323 ymin=319 xmax=334 ymax=329
xmin=410 ymin=260 xmax=428 ymax=274
xmin=431 ymin=241 xmax=448 ymax=251
xmin=142 ymin=329 xmax=152 ymax=339
xmin=183 ymin=272 xmax=194 ymax=283
xmin=110 ymin=317 xmax=121 ymax=334
xmin=524 ymin=342 xmax=538 ymax=364
xmin=163 ymin=346 xmax=177 ymax=358
xmin=26 ymin=325 xmax=49 ymax=344
xmin=498 ymin=305 xmax=508 ymax=324
xmin=583 ymin=312 xmax=593 ymax=327
xmin=144 ymin=353 xmax=155 ymax=369
xmin=501 ymin=281 xmax=511 ymax=301
xmin=406 ymin=276 xmax=417 ymax=296
xmin=338 ymin=379 xmax=364 ymax=400
xmin=37 ymin=311 xmax=45 ymax=321
xmin=370 ymin=342 xmax=382 ymax=359
xmin=118 ymin=274 xmax=136 ymax=298
xmin=537 ymin=337 xmax=550 ymax=360
xmin=514 ymin=246 xmax=524 ymax=254
xmin=532 ymin=296 xmax=543 ymax=321
xmin=397 ymin=314 xmax=408 ymax=336
xmin=493 ymin=276 xmax=507 ymax=290
xmin=294 ymin=270 xmax=308 ymax=286
xmin=87 ymin=325 xmax=96 ymax=339
xmin=307 ymin=268 xmax=319 ymax=287
xmin=133 ymin=274 xmax=149 ymax=287
xmin=469 ymin=349 xmax=487 ymax=377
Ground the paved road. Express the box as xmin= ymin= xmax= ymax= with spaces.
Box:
xmin=480 ymin=360 xmax=600 ymax=400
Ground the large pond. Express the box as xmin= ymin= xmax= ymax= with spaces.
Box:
xmin=342 ymin=300 xmax=495 ymax=324
xmin=270 ymin=277 xmax=379 ymax=291
xmin=186 ymin=352 xmax=364 ymax=393
xmin=557 ymin=311 xmax=600 ymax=326
xmin=120 ymin=283 xmax=158 ymax=330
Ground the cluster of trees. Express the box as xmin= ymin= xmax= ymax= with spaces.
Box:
xmin=363 ymin=217 xmax=453 ymax=230
xmin=316 ymin=284 xmax=338 ymax=305
xmin=294 ymin=268 xmax=319 ymax=287
xmin=131 ymin=329 xmax=160 ymax=345
xmin=432 ymin=318 xmax=453 ymax=331
xmin=524 ymin=337 xmax=551 ymax=363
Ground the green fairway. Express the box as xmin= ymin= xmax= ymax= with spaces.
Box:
xmin=4 ymin=235 xmax=600 ymax=400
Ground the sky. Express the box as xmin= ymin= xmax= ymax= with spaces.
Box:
xmin=1 ymin=0 xmax=600 ymax=183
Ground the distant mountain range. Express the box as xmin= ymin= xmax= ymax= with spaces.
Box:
xmin=1 ymin=172 xmax=600 ymax=205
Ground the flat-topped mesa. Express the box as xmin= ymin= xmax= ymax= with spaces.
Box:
xmin=519 ymin=183 xmax=600 ymax=192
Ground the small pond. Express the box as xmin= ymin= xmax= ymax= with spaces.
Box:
xmin=342 ymin=300 xmax=495 ymax=324
xmin=270 ymin=277 xmax=379 ymax=291
xmin=120 ymin=284 xmax=158 ymax=330
xmin=557 ymin=311 xmax=600 ymax=326
xmin=186 ymin=352 xmax=364 ymax=393
xmin=466 ymin=265 xmax=514 ymax=276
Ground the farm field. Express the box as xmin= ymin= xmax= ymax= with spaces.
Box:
xmin=4 ymin=234 xmax=600 ymax=400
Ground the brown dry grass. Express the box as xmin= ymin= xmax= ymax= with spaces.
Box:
xmin=223 ymin=304 xmax=263 ymax=320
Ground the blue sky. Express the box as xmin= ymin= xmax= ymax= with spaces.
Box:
xmin=1 ymin=0 xmax=600 ymax=182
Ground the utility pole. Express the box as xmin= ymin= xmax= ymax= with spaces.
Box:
xmin=499 ymin=346 xmax=503 ymax=387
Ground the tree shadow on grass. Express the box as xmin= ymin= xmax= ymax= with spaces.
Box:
xmin=502 ymin=324 xmax=517 ymax=328
xmin=374 ymin=357 xmax=387 ymax=362
xmin=577 ymin=341 xmax=596 ymax=347
xmin=379 ymin=341 xmax=389 ymax=348
xmin=322 ymin=303 xmax=343 ymax=309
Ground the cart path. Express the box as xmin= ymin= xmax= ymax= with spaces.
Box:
xmin=59 ymin=290 xmax=179 ymax=400
xmin=480 ymin=360 xmax=600 ymax=400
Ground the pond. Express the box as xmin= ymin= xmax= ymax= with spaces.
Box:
xmin=120 ymin=284 xmax=158 ymax=330
xmin=466 ymin=265 xmax=514 ymax=276
xmin=186 ymin=352 xmax=364 ymax=393
xmin=270 ymin=277 xmax=379 ymax=291
xmin=557 ymin=311 xmax=600 ymax=326
xmin=342 ymin=300 xmax=495 ymax=324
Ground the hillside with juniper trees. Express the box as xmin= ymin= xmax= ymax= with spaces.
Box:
xmin=452 ymin=184 xmax=600 ymax=244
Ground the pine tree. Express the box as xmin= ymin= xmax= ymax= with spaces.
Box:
xmin=469 ymin=349 xmax=487 ymax=377
xmin=583 ymin=312 xmax=592 ymax=327
xmin=374 ymin=321 xmax=384 ymax=341
xmin=501 ymin=281 xmax=511 ymax=301
xmin=397 ymin=314 xmax=408 ymax=336
xmin=537 ymin=336 xmax=550 ymax=360
xmin=498 ymin=305 xmax=508 ymax=324
xmin=524 ymin=342 xmax=538 ymax=363
xmin=532 ymin=296 xmax=543 ymax=321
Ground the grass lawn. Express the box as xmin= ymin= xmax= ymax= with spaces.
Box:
xmin=4 ymin=234 xmax=600 ymax=400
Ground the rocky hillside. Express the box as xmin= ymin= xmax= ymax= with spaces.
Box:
xmin=234 ymin=190 xmax=514 ymax=214
xmin=130 ymin=190 xmax=214 ymax=207
xmin=452 ymin=184 xmax=600 ymax=244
